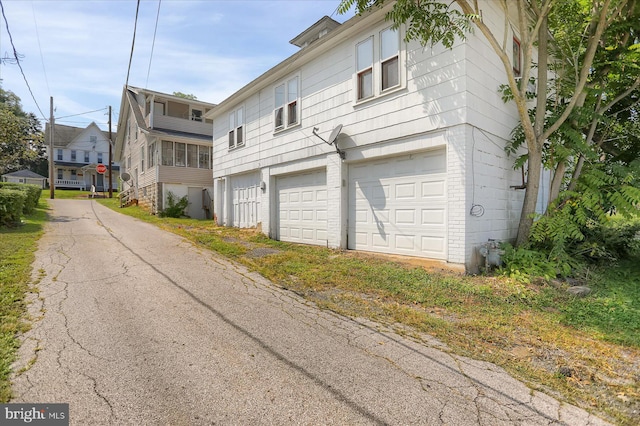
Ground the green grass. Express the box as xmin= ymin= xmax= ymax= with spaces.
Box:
xmin=0 ymin=197 xmax=47 ymax=402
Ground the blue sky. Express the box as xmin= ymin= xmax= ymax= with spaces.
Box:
xmin=0 ymin=0 xmax=355 ymax=131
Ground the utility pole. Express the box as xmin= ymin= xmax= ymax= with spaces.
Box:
xmin=108 ymin=105 xmax=113 ymax=198
xmin=49 ymin=96 xmax=55 ymax=199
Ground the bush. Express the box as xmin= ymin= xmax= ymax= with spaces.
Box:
xmin=0 ymin=189 xmax=26 ymax=226
xmin=0 ymin=182 xmax=41 ymax=214
xmin=573 ymin=217 xmax=640 ymax=262
xmin=159 ymin=191 xmax=188 ymax=218
xmin=499 ymin=243 xmax=575 ymax=282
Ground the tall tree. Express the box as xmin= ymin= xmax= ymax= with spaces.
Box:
xmin=339 ymin=0 xmax=637 ymax=245
xmin=0 ymin=88 xmax=46 ymax=176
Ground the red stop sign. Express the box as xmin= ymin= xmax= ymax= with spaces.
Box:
xmin=96 ymin=164 xmax=107 ymax=174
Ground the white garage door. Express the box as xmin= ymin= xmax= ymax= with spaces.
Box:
xmin=277 ymin=170 xmax=328 ymax=246
xmin=230 ymin=172 xmax=260 ymax=228
xmin=348 ymin=149 xmax=447 ymax=259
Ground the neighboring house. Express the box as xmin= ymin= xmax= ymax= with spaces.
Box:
xmin=44 ymin=122 xmax=120 ymax=192
xmin=206 ymin=3 xmax=544 ymax=272
xmin=1 ymin=169 xmax=48 ymax=188
xmin=114 ymin=86 xmax=216 ymax=219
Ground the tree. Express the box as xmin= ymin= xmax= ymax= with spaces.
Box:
xmin=0 ymin=88 xmax=46 ymax=176
xmin=339 ymin=0 xmax=638 ymax=246
xmin=172 ymin=92 xmax=198 ymax=100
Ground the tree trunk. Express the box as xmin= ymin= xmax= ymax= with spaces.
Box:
xmin=516 ymin=147 xmax=542 ymax=246
xmin=548 ymin=161 xmax=566 ymax=207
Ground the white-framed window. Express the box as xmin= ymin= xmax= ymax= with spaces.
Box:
xmin=148 ymin=141 xmax=156 ymax=168
xmin=56 ymin=149 xmax=63 ymax=161
xmin=512 ymin=37 xmax=521 ymax=77
xmin=175 ymin=142 xmax=186 ymax=167
xmin=57 ymin=169 xmax=63 ymax=180
xmin=355 ymin=26 xmax=402 ymax=102
xmin=71 ymin=170 xmax=77 ymax=181
xmin=356 ymin=37 xmax=374 ymax=100
xmin=161 ymin=141 xmax=174 ymax=166
xmin=274 ymin=75 xmax=299 ymax=131
xmin=187 ymin=144 xmax=198 ymax=167
xmin=198 ymin=145 xmax=211 ymax=169
xmin=71 ymin=150 xmax=77 ymax=161
xmin=97 ymin=152 xmax=103 ymax=163
xmin=84 ymin=151 xmax=90 ymax=162
xmin=228 ymin=106 xmax=244 ymax=149
xmin=140 ymin=146 xmax=145 ymax=171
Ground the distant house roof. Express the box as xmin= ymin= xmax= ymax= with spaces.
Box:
xmin=290 ymin=16 xmax=341 ymax=48
xmin=2 ymin=169 xmax=47 ymax=179
xmin=44 ymin=122 xmax=111 ymax=148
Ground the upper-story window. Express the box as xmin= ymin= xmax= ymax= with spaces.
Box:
xmin=56 ymin=149 xmax=63 ymax=161
xmin=355 ymin=26 xmax=402 ymax=102
xmin=274 ymin=76 xmax=299 ymax=131
xmin=140 ymin=146 xmax=145 ymax=171
xmin=175 ymin=143 xmax=186 ymax=167
xmin=191 ymin=108 xmax=203 ymax=122
xmin=148 ymin=141 xmax=156 ymax=168
xmin=512 ymin=37 xmax=521 ymax=77
xmin=228 ymin=106 xmax=244 ymax=149
xmin=84 ymin=151 xmax=90 ymax=162
xmin=71 ymin=150 xmax=77 ymax=162
xmin=97 ymin=152 xmax=103 ymax=164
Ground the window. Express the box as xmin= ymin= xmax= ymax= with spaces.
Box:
xmin=127 ymin=156 xmax=131 ymax=170
xmin=198 ymin=146 xmax=210 ymax=169
xmin=380 ymin=28 xmax=399 ymax=91
xmin=56 ymin=149 xmax=63 ymax=161
xmin=513 ymin=37 xmax=521 ymax=77
xmin=356 ymin=37 xmax=373 ymax=100
xmin=97 ymin=153 xmax=103 ymax=163
xmin=355 ymin=26 xmax=402 ymax=102
xmin=84 ymin=151 xmax=90 ymax=162
xmin=228 ymin=107 xmax=244 ymax=149
xmin=71 ymin=170 xmax=77 ymax=181
xmin=162 ymin=141 xmax=174 ymax=166
xmin=57 ymin=169 xmax=63 ymax=180
xmin=71 ymin=150 xmax=77 ymax=161
xmin=154 ymin=102 xmax=165 ymax=116
xmin=175 ymin=142 xmax=186 ymax=167
xmin=187 ymin=144 xmax=198 ymax=167
xmin=90 ymin=135 xmax=97 ymax=145
xmin=274 ymin=76 xmax=299 ymax=131
xmin=191 ymin=108 xmax=203 ymax=122
xmin=140 ymin=146 xmax=145 ymax=171
xmin=148 ymin=141 xmax=156 ymax=167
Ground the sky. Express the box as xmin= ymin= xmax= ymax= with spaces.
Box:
xmin=0 ymin=0 xmax=355 ymax=131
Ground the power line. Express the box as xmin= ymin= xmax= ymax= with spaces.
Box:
xmin=0 ymin=0 xmax=46 ymax=120
xmin=145 ymin=0 xmax=162 ymax=88
xmin=56 ymin=107 xmax=108 ymax=120
xmin=125 ymin=0 xmax=141 ymax=88
xmin=31 ymin=1 xmax=50 ymax=98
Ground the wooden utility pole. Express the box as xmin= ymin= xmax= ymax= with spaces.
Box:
xmin=108 ymin=105 xmax=113 ymax=198
xmin=49 ymin=96 xmax=55 ymax=199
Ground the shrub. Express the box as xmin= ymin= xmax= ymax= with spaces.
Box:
xmin=0 ymin=189 xmax=26 ymax=226
xmin=0 ymin=182 xmax=41 ymax=214
xmin=499 ymin=243 xmax=575 ymax=282
xmin=159 ymin=191 xmax=188 ymax=218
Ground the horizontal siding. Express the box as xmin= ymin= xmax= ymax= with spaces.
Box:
xmin=157 ymin=166 xmax=213 ymax=186
xmin=153 ymin=115 xmax=212 ymax=136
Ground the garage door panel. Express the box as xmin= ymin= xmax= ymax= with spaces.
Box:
xmin=231 ymin=173 xmax=260 ymax=228
xmin=349 ymin=149 xmax=447 ymax=260
xmin=277 ymin=170 xmax=328 ymax=246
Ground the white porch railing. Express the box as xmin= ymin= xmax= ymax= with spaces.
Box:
xmin=55 ymin=179 xmax=86 ymax=190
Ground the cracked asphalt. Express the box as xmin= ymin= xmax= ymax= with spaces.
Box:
xmin=11 ymin=200 xmax=612 ymax=425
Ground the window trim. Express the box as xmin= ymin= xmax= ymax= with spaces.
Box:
xmin=353 ymin=25 xmax=405 ymax=105
xmin=273 ymin=75 xmax=300 ymax=133
xmin=228 ymin=106 xmax=245 ymax=150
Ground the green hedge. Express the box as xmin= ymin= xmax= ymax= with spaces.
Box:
xmin=0 ymin=182 xmax=41 ymax=214
xmin=0 ymin=189 xmax=26 ymax=226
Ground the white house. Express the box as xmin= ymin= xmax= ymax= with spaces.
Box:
xmin=1 ymin=169 xmax=48 ymax=188
xmin=45 ymin=122 xmax=120 ymax=192
xmin=114 ymin=86 xmax=216 ymax=219
xmin=206 ymin=3 xmax=535 ymax=272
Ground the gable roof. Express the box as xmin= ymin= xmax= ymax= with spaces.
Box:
xmin=2 ymin=169 xmax=47 ymax=179
xmin=44 ymin=122 xmax=111 ymax=148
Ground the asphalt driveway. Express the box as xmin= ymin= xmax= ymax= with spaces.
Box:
xmin=11 ymin=200 xmax=610 ymax=425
